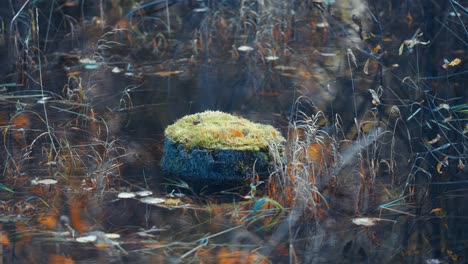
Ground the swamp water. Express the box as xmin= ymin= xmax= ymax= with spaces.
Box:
xmin=0 ymin=1 xmax=467 ymax=263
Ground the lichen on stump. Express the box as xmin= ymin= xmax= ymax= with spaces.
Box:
xmin=161 ymin=111 xmax=285 ymax=182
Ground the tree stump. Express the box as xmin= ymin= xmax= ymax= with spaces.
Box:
xmin=161 ymin=111 xmax=285 ymax=183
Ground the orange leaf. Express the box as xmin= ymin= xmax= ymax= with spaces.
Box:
xmin=11 ymin=112 xmax=31 ymax=129
xmin=372 ymin=44 xmax=381 ymax=54
xmin=1 ymin=232 xmax=9 ymax=246
xmin=69 ymin=199 xmax=89 ymax=233
xmin=48 ymin=254 xmax=75 ymax=264
xmin=38 ymin=212 xmax=58 ymax=228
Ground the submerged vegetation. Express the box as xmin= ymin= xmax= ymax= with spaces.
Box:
xmin=0 ymin=0 xmax=466 ymax=263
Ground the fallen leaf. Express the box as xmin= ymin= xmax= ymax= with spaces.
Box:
xmin=105 ymin=233 xmax=121 ymax=239
xmin=37 ymin=179 xmax=58 ymax=185
xmin=140 ymin=197 xmax=166 ymax=205
xmin=352 ymin=217 xmax=378 ymax=226
xmin=266 ymin=55 xmax=279 ymax=61
xmin=237 ymin=45 xmax=254 ymax=52
xmin=1 ymin=232 xmax=9 ymax=246
xmin=164 ymin=198 xmax=181 ymax=206
xmin=136 ymin=190 xmax=153 ymax=197
xmin=118 ymin=192 xmax=136 ymax=199
xmin=76 ymin=235 xmax=97 ymax=243
xmin=442 ymin=58 xmax=461 ymax=69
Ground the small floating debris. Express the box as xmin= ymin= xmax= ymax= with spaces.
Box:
xmin=37 ymin=97 xmax=51 ymax=104
xmin=136 ymin=190 xmax=153 ymax=197
xmin=111 ymin=67 xmax=122 ymax=73
xmin=193 ymin=7 xmax=209 ymax=12
xmin=117 ymin=192 xmax=136 ymax=199
xmin=316 ymin=22 xmax=328 ymax=28
xmin=352 ymin=217 xmax=378 ymax=226
xmin=266 ymin=55 xmax=279 ymax=61
xmin=237 ymin=45 xmax=254 ymax=52
xmin=319 ymin=52 xmax=337 ymax=57
xmin=140 ymin=197 xmax=166 ymax=205
xmin=79 ymin=58 xmax=96 ymax=64
xmin=442 ymin=58 xmax=461 ymax=69
xmin=105 ymin=233 xmax=120 ymax=239
xmin=79 ymin=58 xmax=99 ymax=69
xmin=33 ymin=179 xmax=58 ymax=185
xmin=76 ymin=235 xmax=97 ymax=243
xmin=352 ymin=217 xmax=396 ymax=226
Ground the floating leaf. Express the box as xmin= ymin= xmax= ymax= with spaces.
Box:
xmin=118 ymin=192 xmax=136 ymax=199
xmin=425 ymin=259 xmax=444 ymax=264
xmin=1 ymin=232 xmax=10 ymax=246
xmin=266 ymin=55 xmax=279 ymax=61
xmin=431 ymin=208 xmax=446 ymax=216
xmin=79 ymin=58 xmax=96 ymax=64
xmin=136 ymin=190 xmax=153 ymax=197
xmin=104 ymin=233 xmax=120 ymax=239
xmin=140 ymin=197 xmax=166 ymax=205
xmin=352 ymin=217 xmax=378 ymax=226
xmin=237 ymin=45 xmax=254 ymax=52
xmin=164 ymin=198 xmax=181 ymax=206
xmin=76 ymin=235 xmax=97 ymax=243
xmin=442 ymin=58 xmax=461 ymax=69
xmin=38 ymin=212 xmax=58 ymax=228
xmin=316 ymin=22 xmax=328 ymax=28
xmin=37 ymin=179 xmax=58 ymax=185
xmin=193 ymin=7 xmax=209 ymax=12
xmin=372 ymin=44 xmax=381 ymax=54
xmin=399 ymin=29 xmax=430 ymax=55
xmin=37 ymin=97 xmax=51 ymax=104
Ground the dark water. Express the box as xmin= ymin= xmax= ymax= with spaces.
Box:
xmin=0 ymin=1 xmax=467 ymax=263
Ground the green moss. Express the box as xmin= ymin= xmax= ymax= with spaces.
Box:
xmin=164 ymin=111 xmax=285 ymax=151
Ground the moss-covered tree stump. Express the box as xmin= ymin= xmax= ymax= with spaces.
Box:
xmin=161 ymin=111 xmax=285 ymax=182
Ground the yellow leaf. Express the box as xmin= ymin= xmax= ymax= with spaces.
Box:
xmin=448 ymin=58 xmax=461 ymax=66
xmin=442 ymin=58 xmax=461 ymax=69
xmin=372 ymin=44 xmax=381 ymax=54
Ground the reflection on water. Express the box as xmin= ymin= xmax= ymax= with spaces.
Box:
xmin=0 ymin=0 xmax=467 ymax=263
